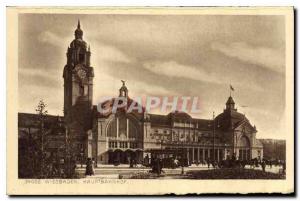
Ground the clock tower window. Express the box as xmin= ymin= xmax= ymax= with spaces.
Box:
xmin=79 ymin=53 xmax=85 ymax=63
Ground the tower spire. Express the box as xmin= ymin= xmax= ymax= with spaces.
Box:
xmin=77 ymin=19 xmax=81 ymax=29
xmin=74 ymin=20 xmax=83 ymax=39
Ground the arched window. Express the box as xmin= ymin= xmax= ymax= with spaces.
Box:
xmin=238 ymin=136 xmax=250 ymax=147
xmin=106 ymin=115 xmax=140 ymax=139
xmin=128 ymin=119 xmax=138 ymax=139
xmin=118 ymin=116 xmax=126 ymax=138
xmin=107 ymin=119 xmax=117 ymax=138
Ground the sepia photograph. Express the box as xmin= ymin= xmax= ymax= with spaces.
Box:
xmin=6 ymin=7 xmax=294 ymax=195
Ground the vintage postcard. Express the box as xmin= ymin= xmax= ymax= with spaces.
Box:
xmin=7 ymin=7 xmax=294 ymax=195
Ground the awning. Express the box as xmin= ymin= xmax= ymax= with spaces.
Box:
xmin=108 ymin=148 xmax=144 ymax=152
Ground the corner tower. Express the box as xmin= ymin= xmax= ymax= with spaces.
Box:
xmin=63 ymin=20 xmax=94 ymax=158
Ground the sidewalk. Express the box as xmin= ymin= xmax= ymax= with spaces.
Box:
xmin=76 ymin=163 xmax=210 ymax=170
xmin=76 ymin=164 xmax=283 ymax=179
xmin=76 ymin=164 xmax=144 ymax=168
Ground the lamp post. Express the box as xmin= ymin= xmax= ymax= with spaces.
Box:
xmin=208 ymin=112 xmax=216 ymax=167
xmin=213 ymin=112 xmax=215 ymax=164
xmin=64 ymin=127 xmax=70 ymax=178
xmin=181 ymin=139 xmax=185 ymax=175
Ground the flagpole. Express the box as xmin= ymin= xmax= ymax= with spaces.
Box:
xmin=230 ymin=84 xmax=234 ymax=97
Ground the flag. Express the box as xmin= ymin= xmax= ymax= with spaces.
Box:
xmin=230 ymin=85 xmax=234 ymax=91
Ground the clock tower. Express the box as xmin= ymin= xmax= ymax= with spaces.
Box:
xmin=63 ymin=20 xmax=94 ymax=159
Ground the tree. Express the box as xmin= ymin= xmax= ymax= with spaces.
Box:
xmin=64 ymin=125 xmax=78 ymax=178
xmin=35 ymin=100 xmax=48 ymax=178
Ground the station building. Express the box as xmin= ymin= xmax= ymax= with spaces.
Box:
xmin=19 ymin=21 xmax=264 ymax=166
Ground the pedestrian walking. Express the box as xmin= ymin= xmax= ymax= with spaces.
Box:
xmin=261 ymin=160 xmax=266 ymax=172
xmin=91 ymin=158 xmax=95 ymax=175
xmin=85 ymin=158 xmax=93 ymax=176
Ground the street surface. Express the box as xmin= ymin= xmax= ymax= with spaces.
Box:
xmin=77 ymin=164 xmax=283 ymax=179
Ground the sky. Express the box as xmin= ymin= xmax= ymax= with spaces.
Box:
xmin=18 ymin=14 xmax=286 ymax=139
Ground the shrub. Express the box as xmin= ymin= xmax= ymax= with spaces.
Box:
xmin=186 ymin=168 xmax=285 ymax=179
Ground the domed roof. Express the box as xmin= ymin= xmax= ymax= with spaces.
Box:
xmin=215 ymin=109 xmax=249 ymax=130
xmin=96 ymin=81 xmax=145 ymax=117
xmin=214 ymin=96 xmax=257 ymax=131
xmin=70 ymin=20 xmax=87 ymax=49
xmin=96 ymin=96 xmax=145 ymax=118
xmin=70 ymin=39 xmax=87 ymax=49
xmin=167 ymin=110 xmax=192 ymax=120
xmin=75 ymin=27 xmax=83 ymax=37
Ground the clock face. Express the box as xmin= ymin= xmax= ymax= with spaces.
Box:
xmin=77 ymin=69 xmax=86 ymax=80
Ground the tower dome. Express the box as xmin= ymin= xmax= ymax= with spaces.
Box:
xmin=70 ymin=20 xmax=87 ymax=50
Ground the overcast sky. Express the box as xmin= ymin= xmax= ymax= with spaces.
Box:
xmin=18 ymin=14 xmax=286 ymax=139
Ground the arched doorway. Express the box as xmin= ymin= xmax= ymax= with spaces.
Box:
xmin=108 ymin=149 xmax=128 ymax=164
xmin=238 ymin=135 xmax=251 ymax=160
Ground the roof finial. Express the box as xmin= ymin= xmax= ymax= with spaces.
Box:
xmin=77 ymin=19 xmax=81 ymax=29
xmin=119 ymin=80 xmax=128 ymax=97
xmin=121 ymin=80 xmax=126 ymax=86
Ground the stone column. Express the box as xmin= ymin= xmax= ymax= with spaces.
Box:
xmin=202 ymin=148 xmax=205 ymax=161
xmin=217 ymin=149 xmax=220 ymax=162
xmin=187 ymin=148 xmax=189 ymax=165
xmin=208 ymin=148 xmax=210 ymax=159
xmin=126 ymin=118 xmax=129 ymax=139
xmin=197 ymin=148 xmax=200 ymax=162
xmin=192 ymin=147 xmax=194 ymax=163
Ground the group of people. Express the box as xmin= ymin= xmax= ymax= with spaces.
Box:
xmin=255 ymin=159 xmax=286 ymax=173
xmin=83 ymin=154 xmax=286 ymax=177
xmin=85 ymin=158 xmax=96 ymax=176
xmin=129 ymin=158 xmax=138 ymax=168
xmin=150 ymin=157 xmax=164 ymax=175
xmin=144 ymin=154 xmax=286 ymax=175
xmin=203 ymin=157 xmax=286 ymax=174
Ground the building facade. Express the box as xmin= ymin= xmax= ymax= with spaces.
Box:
xmin=60 ymin=22 xmax=263 ymax=165
xmin=92 ymin=87 xmax=263 ymax=164
xmin=259 ymin=139 xmax=286 ymax=161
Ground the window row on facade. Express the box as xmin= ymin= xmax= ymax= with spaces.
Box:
xmin=152 ymin=128 xmax=211 ymax=136
xmin=150 ymin=133 xmax=218 ymax=144
xmin=108 ymin=141 xmax=139 ymax=149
